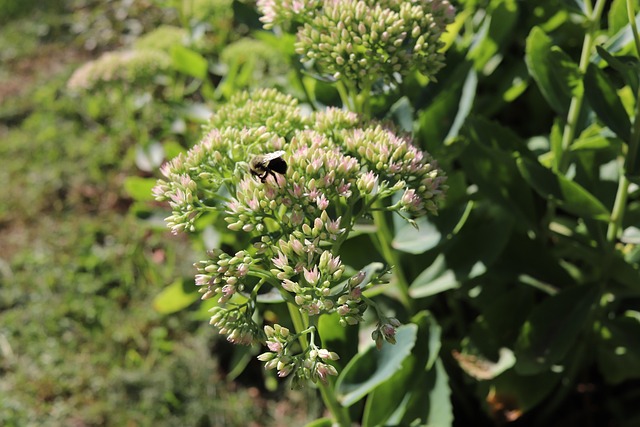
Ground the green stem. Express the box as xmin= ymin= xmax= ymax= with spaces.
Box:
xmin=371 ymin=202 xmax=414 ymax=312
xmin=286 ymin=305 xmax=350 ymax=426
xmin=354 ymin=82 xmax=372 ymax=117
xmin=628 ymin=0 xmax=640 ymax=57
xmin=558 ymin=0 xmax=607 ymax=173
xmin=317 ymin=382 xmax=351 ymax=427
xmin=287 ymin=302 xmax=309 ymax=349
xmin=606 ymin=2 xmax=640 ymax=242
xmin=607 ymin=175 xmax=630 ymax=241
xmin=336 ymin=81 xmax=355 ymax=111
xmin=294 ymin=66 xmax=319 ymax=111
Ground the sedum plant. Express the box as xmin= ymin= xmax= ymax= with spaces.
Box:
xmin=257 ymin=0 xmax=455 ymax=112
xmin=153 ymin=0 xmax=454 ymax=425
xmin=153 ymin=88 xmax=446 ymax=418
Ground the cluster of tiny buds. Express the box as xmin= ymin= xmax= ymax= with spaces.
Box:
xmin=257 ymin=324 xmax=339 ymax=386
xmin=336 ymin=270 xmax=367 ymax=326
xmin=209 ymin=306 xmax=262 ymax=346
xmin=371 ymin=317 xmax=402 ymax=350
xmin=257 ymin=0 xmax=455 ymax=88
xmin=195 ymin=249 xmax=253 ymax=303
xmin=67 ymin=49 xmax=171 ymax=91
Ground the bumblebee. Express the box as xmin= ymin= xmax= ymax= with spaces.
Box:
xmin=249 ymin=150 xmax=287 ymax=183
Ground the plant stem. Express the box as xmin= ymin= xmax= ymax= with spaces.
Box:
xmin=336 ymin=81 xmax=355 ymax=111
xmin=628 ymin=0 xmax=640 ymax=56
xmin=607 ymin=175 xmax=631 ymax=241
xmin=317 ymin=381 xmax=351 ymax=427
xmin=606 ymin=2 xmax=640 ymax=242
xmin=371 ymin=202 xmax=414 ymax=312
xmin=287 ymin=303 xmax=309 ymax=349
xmin=558 ymin=0 xmax=607 ymax=173
xmin=286 ymin=305 xmax=351 ymax=425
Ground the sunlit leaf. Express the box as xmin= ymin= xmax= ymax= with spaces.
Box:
xmin=123 ymin=176 xmax=157 ymax=202
xmin=152 ymin=278 xmax=199 ymax=314
xmin=467 ymin=0 xmax=518 ymax=70
xmin=303 ymin=418 xmax=333 ymax=427
xmin=392 ymin=216 xmax=442 ymax=254
xmin=525 ymin=27 xmax=582 ymax=115
xmin=335 ymin=324 xmax=417 ymax=407
xmin=363 ymin=313 xmax=445 ymax=427
xmin=171 ymin=45 xmax=208 ymax=79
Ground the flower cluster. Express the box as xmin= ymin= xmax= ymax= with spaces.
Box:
xmin=372 ymin=317 xmax=402 ymax=350
xmin=195 ymin=249 xmax=254 ymax=303
xmin=258 ymin=324 xmax=339 ymax=388
xmin=220 ymin=38 xmax=290 ymax=89
xmin=257 ymin=0 xmax=323 ymax=30
xmin=133 ymin=25 xmax=188 ymax=52
xmin=154 ymin=88 xmax=446 ymax=383
xmin=209 ymin=305 xmax=262 ymax=345
xmin=67 ymin=49 xmax=171 ymax=91
xmin=257 ymin=0 xmax=455 ymax=88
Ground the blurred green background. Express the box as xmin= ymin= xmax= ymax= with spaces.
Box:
xmin=0 ymin=0 xmax=319 ymax=425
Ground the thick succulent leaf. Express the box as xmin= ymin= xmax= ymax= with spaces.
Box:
xmin=335 ymin=324 xmax=417 ymax=407
xmin=152 ymin=278 xmax=199 ymax=314
xmin=583 ymin=63 xmax=631 ymax=142
xmin=516 ymin=156 xmax=610 ymax=221
xmin=525 ymin=27 xmax=582 ymax=115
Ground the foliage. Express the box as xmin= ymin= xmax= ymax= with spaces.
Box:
xmin=145 ymin=0 xmax=640 ymax=426
xmin=5 ymin=0 xmax=640 ymax=425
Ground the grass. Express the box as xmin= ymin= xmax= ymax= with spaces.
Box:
xmin=0 ymin=3 xmax=320 ymax=426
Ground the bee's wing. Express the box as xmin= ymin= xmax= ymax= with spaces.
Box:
xmin=262 ymin=150 xmax=286 ymax=161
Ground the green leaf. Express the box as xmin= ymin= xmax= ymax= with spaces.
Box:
xmin=318 ymin=311 xmax=359 ymax=366
xmin=595 ymin=45 xmax=640 ymax=97
xmin=423 ymin=360 xmax=453 ymax=427
xmin=408 ymin=206 xmax=512 ymax=299
xmin=467 ymin=0 xmax=518 ymax=70
xmin=570 ymin=133 xmax=615 ymax=152
xmin=392 ymin=216 xmax=442 ymax=255
xmin=171 ymin=45 xmax=208 ymax=80
xmin=525 ymin=27 xmax=582 ymax=115
xmin=584 ymin=63 xmax=632 ymax=142
xmin=446 ymin=68 xmax=477 ymax=141
xmin=226 ymin=345 xmax=255 ymax=381
xmin=387 ymin=96 xmax=414 ymax=133
xmin=460 ymin=118 xmax=538 ymax=229
xmin=515 ymin=284 xmax=599 ymax=374
xmin=303 ymin=418 xmax=333 ymax=427
xmin=596 ymin=317 xmax=640 ymax=384
xmin=608 ymin=0 xmax=631 ymax=35
xmin=417 ymin=61 xmax=472 ymax=153
xmin=123 ymin=176 xmax=157 ymax=202
xmin=390 ymin=359 xmax=452 ymax=427
xmin=335 ymin=324 xmax=417 ymax=407
xmin=152 ymin=278 xmax=199 ymax=314
xmin=599 ymin=12 xmax=640 ymax=58
xmin=516 ymin=156 xmax=611 ymax=221
xmin=363 ymin=313 xmax=445 ymax=427
xmin=409 ymin=254 xmax=461 ymax=298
